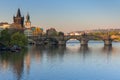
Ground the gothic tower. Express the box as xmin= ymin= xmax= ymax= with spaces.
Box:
xmin=13 ymin=8 xmax=24 ymax=29
xmin=25 ymin=13 xmax=31 ymax=28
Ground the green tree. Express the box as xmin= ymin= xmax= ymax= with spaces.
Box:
xmin=0 ymin=29 xmax=11 ymax=46
xmin=10 ymin=32 xmax=28 ymax=47
xmin=58 ymin=32 xmax=64 ymax=36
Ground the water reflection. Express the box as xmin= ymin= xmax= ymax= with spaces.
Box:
xmin=101 ymin=45 xmax=113 ymax=63
xmin=40 ymin=46 xmax=66 ymax=63
xmin=102 ymin=45 xmax=112 ymax=53
xmin=80 ymin=45 xmax=90 ymax=54
xmin=0 ymin=49 xmax=27 ymax=80
xmin=1 ymin=42 xmax=120 ymax=80
xmin=28 ymin=45 xmax=42 ymax=62
xmin=25 ymin=53 xmax=31 ymax=74
xmin=79 ymin=45 xmax=91 ymax=61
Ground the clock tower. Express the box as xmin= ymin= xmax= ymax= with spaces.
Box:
xmin=25 ymin=13 xmax=31 ymax=28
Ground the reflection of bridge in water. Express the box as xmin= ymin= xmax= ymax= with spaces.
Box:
xmin=29 ymin=33 xmax=113 ymax=47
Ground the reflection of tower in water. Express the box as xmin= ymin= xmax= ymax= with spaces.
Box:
xmin=0 ymin=52 xmax=26 ymax=80
xmin=25 ymin=53 xmax=31 ymax=74
xmin=2 ymin=60 xmax=9 ymax=71
xmin=13 ymin=58 xmax=24 ymax=80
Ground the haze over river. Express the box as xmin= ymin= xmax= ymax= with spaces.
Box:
xmin=0 ymin=40 xmax=120 ymax=80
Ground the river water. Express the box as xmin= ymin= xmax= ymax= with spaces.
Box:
xmin=0 ymin=40 xmax=120 ymax=80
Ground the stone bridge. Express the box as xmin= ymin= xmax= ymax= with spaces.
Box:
xmin=29 ymin=33 xmax=113 ymax=46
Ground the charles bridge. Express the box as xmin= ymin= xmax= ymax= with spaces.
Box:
xmin=28 ymin=33 xmax=113 ymax=46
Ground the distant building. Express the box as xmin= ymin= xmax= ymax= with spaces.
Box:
xmin=24 ymin=26 xmax=43 ymax=37
xmin=67 ymin=31 xmax=83 ymax=36
xmin=25 ymin=13 xmax=31 ymax=28
xmin=31 ymin=26 xmax=36 ymax=31
xmin=69 ymin=32 xmax=74 ymax=36
xmin=0 ymin=22 xmax=11 ymax=37
xmin=46 ymin=28 xmax=57 ymax=36
xmin=74 ymin=32 xmax=81 ymax=36
xmin=32 ymin=27 xmax=43 ymax=36
xmin=12 ymin=8 xmax=24 ymax=29
xmin=24 ymin=29 xmax=33 ymax=37
xmin=0 ymin=22 xmax=11 ymax=29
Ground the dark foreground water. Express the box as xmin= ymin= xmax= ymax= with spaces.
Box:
xmin=0 ymin=41 xmax=120 ymax=80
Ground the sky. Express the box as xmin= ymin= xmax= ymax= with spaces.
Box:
xmin=0 ymin=0 xmax=120 ymax=32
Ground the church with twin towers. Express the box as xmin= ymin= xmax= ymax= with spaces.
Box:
xmin=11 ymin=8 xmax=43 ymax=37
xmin=12 ymin=8 xmax=31 ymax=29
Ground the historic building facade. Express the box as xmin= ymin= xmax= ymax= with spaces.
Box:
xmin=13 ymin=8 xmax=24 ymax=29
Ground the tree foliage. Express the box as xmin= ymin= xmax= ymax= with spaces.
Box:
xmin=58 ymin=32 xmax=64 ymax=36
xmin=0 ymin=29 xmax=28 ymax=47
xmin=10 ymin=32 xmax=28 ymax=47
xmin=0 ymin=29 xmax=11 ymax=45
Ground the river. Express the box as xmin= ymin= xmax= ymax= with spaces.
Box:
xmin=0 ymin=40 xmax=120 ymax=80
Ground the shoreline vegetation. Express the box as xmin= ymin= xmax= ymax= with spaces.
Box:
xmin=0 ymin=29 xmax=28 ymax=52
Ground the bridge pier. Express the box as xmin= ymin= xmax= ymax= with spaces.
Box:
xmin=58 ymin=40 xmax=66 ymax=46
xmin=81 ymin=38 xmax=88 ymax=46
xmin=104 ymin=39 xmax=112 ymax=46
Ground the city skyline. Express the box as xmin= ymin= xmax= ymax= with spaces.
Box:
xmin=1 ymin=0 xmax=120 ymax=32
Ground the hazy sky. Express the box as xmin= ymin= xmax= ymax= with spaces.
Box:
xmin=0 ymin=0 xmax=120 ymax=32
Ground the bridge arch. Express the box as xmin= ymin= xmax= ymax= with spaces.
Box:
xmin=87 ymin=35 xmax=113 ymax=46
xmin=66 ymin=39 xmax=80 ymax=43
xmin=64 ymin=36 xmax=81 ymax=42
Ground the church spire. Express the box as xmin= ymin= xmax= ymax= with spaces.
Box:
xmin=25 ymin=12 xmax=31 ymax=28
xmin=26 ymin=12 xmax=30 ymax=22
xmin=13 ymin=8 xmax=24 ymax=28
xmin=16 ymin=8 xmax=21 ymax=17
